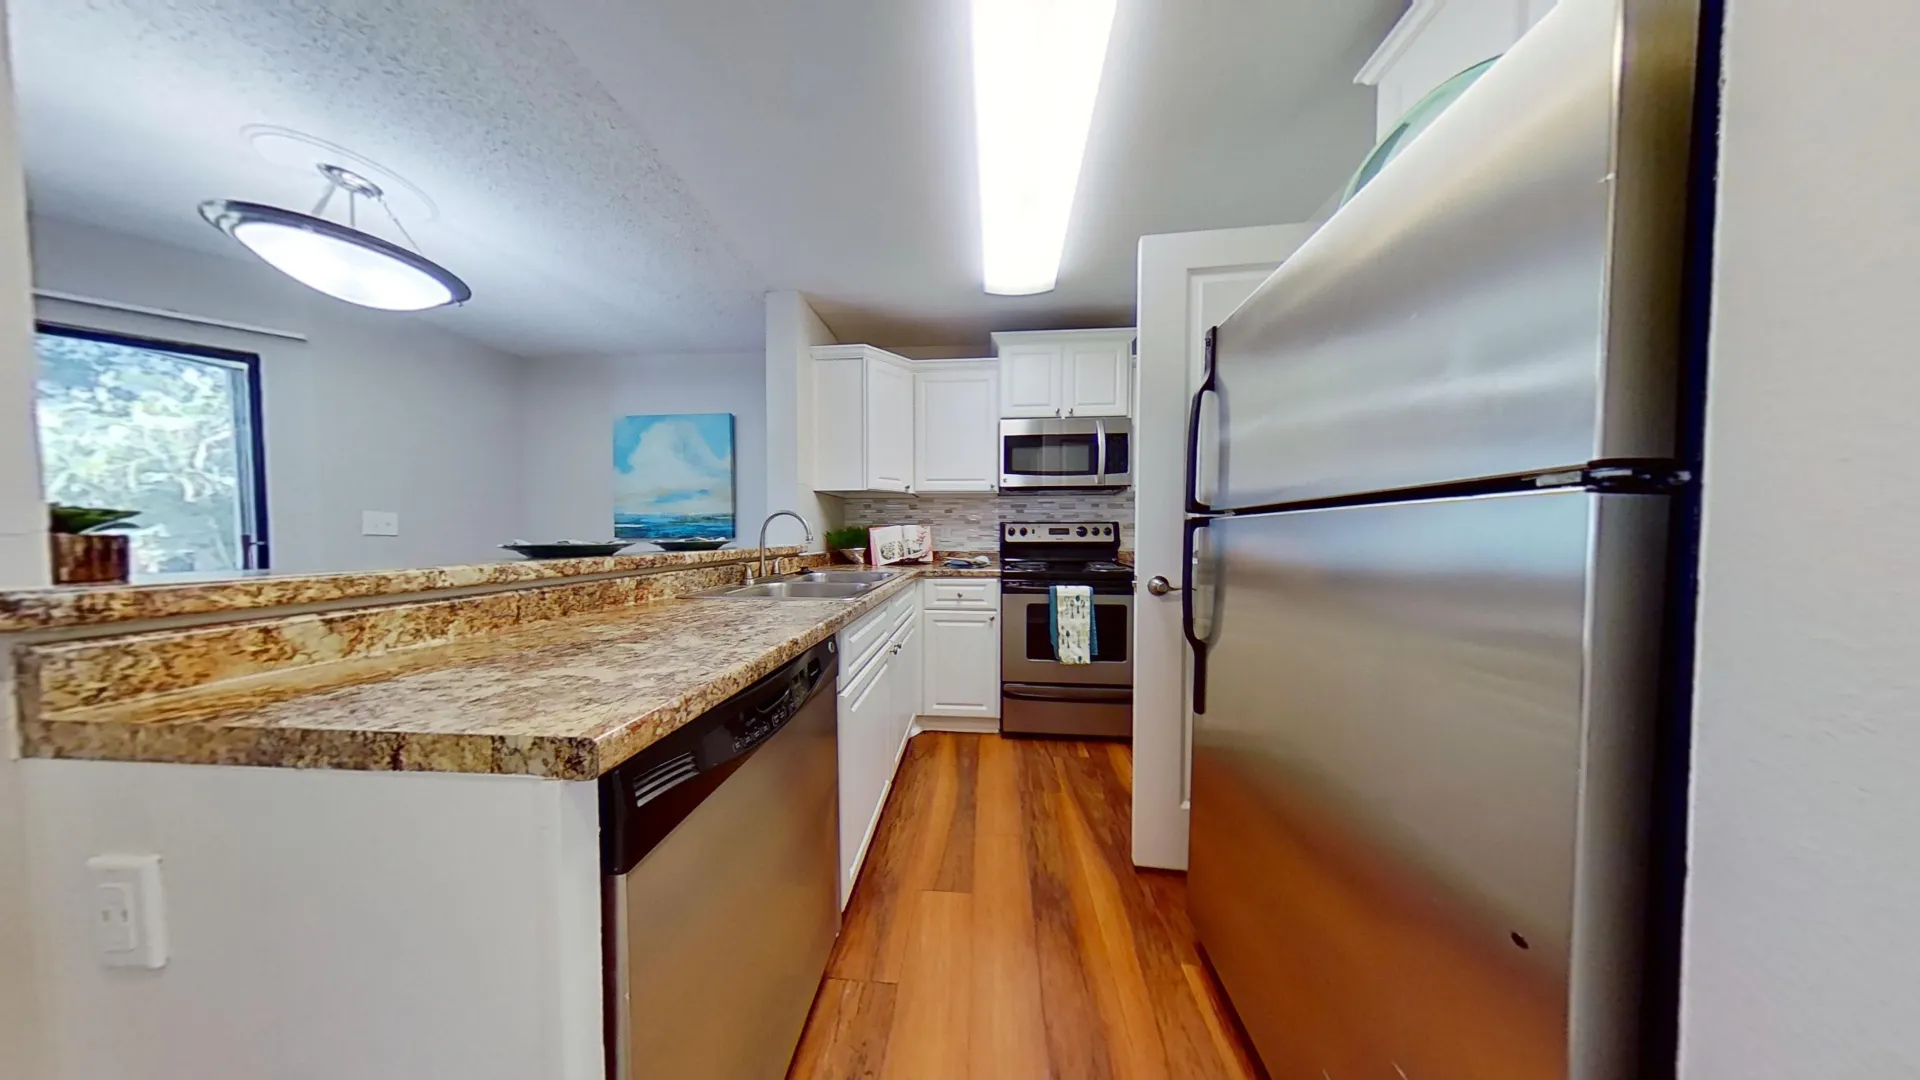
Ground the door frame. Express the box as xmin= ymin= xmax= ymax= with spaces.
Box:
xmin=1133 ymin=223 xmax=1315 ymax=870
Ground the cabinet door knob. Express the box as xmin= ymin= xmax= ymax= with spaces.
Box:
xmin=1147 ymin=575 xmax=1180 ymax=596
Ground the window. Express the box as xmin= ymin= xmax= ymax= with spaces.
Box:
xmin=34 ymin=326 xmax=268 ymax=575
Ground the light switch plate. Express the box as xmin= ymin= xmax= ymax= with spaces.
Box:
xmin=86 ymin=854 xmax=168 ymax=969
xmin=361 ymin=510 xmax=400 ymax=537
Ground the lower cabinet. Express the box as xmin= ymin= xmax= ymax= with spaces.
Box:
xmin=921 ymin=609 xmax=1000 ymax=717
xmin=833 ymin=579 xmax=1000 ymax=906
xmin=834 ymin=595 xmax=922 ymax=906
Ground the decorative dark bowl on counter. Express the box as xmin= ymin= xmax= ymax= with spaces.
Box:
xmin=501 ymin=540 xmax=634 ymax=560
xmin=647 ymin=537 xmax=732 ymax=552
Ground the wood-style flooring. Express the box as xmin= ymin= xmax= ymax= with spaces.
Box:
xmin=788 ymin=732 xmax=1263 ymax=1080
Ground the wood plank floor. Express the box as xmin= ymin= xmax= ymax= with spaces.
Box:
xmin=788 ymin=733 xmax=1263 ymax=1080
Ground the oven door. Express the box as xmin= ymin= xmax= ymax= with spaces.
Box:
xmin=1000 ymin=587 xmax=1134 ymax=687
xmin=999 ymin=418 xmax=1131 ymax=489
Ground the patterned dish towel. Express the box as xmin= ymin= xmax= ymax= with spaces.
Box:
xmin=1049 ymin=585 xmax=1098 ymax=665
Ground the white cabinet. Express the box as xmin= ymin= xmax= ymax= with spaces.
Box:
xmin=1355 ymin=0 xmax=1558 ymax=141
xmin=919 ymin=578 xmax=1001 ymax=721
xmin=813 ymin=345 xmax=916 ymax=494
xmin=914 ymin=361 xmax=1000 ymax=493
xmin=1064 ymin=338 xmax=1131 ymax=416
xmin=991 ymin=328 xmax=1134 ymax=419
xmin=997 ymin=345 xmax=1062 ymax=417
xmin=835 ymin=652 xmax=893 ymax=904
xmin=887 ymin=613 xmax=923 ymax=750
xmin=833 ymin=588 xmax=922 ymax=904
xmin=921 ymin=610 xmax=1000 ymax=718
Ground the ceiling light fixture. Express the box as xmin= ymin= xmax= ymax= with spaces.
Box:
xmin=970 ymin=0 xmax=1117 ymax=296
xmin=200 ymin=164 xmax=470 ymax=312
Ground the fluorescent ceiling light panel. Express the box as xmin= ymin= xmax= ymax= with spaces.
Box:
xmin=971 ymin=0 xmax=1117 ymax=296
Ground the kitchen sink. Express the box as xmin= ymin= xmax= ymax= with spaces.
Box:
xmin=693 ymin=578 xmax=875 ymax=600
xmin=692 ymin=568 xmax=905 ymax=600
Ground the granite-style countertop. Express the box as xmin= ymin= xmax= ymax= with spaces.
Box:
xmin=0 ymin=545 xmax=806 ymax=632
xmin=19 ymin=571 xmax=945 ymax=780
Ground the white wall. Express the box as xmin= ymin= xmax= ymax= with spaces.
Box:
xmin=28 ymin=216 xmax=527 ymax=573
xmin=0 ymin=6 xmax=46 ymax=1076
xmin=1681 ymin=1 xmax=1920 ymax=1076
xmin=764 ymin=291 xmax=840 ymax=549
xmin=519 ymin=351 xmax=766 ymax=547
xmin=22 ymin=759 xmax=603 ymax=1080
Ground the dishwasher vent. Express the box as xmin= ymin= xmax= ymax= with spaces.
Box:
xmin=626 ymin=752 xmax=698 ymax=810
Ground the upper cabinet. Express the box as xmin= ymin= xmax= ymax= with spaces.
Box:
xmin=914 ymin=361 xmax=999 ymax=493
xmin=992 ymin=328 xmax=1134 ymax=419
xmin=1355 ymin=0 xmax=1559 ymax=141
xmin=813 ymin=345 xmax=916 ymax=494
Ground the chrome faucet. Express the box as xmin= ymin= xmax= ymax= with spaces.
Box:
xmin=754 ymin=510 xmax=814 ymax=582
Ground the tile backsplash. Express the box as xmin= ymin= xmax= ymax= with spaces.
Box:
xmin=839 ymin=491 xmax=1136 ymax=551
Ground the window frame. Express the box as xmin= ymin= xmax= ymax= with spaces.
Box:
xmin=34 ymin=322 xmax=272 ymax=571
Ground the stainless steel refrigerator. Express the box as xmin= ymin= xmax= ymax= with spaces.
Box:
xmin=1180 ymin=0 xmax=1707 ymax=1076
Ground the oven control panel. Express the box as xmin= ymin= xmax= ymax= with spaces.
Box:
xmin=1002 ymin=521 xmax=1118 ymax=543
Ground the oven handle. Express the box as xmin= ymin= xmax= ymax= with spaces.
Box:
xmin=1002 ymin=684 xmax=1134 ymax=705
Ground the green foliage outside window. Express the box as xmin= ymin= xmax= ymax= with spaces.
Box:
xmin=35 ymin=333 xmax=250 ymax=575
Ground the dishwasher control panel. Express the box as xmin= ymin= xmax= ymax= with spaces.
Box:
xmin=601 ymin=638 xmax=837 ymax=875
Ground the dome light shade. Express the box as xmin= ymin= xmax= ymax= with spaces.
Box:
xmin=199 ymin=199 xmax=470 ymax=311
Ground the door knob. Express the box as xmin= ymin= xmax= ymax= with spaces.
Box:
xmin=1147 ymin=575 xmax=1179 ymax=596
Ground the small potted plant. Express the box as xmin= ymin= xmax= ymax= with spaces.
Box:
xmin=49 ymin=503 xmax=140 ymax=585
xmin=825 ymin=526 xmax=871 ymax=565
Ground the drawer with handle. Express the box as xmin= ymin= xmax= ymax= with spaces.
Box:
xmin=924 ymin=579 xmax=996 ymax=609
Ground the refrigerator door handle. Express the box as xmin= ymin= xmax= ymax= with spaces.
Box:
xmin=1184 ymin=327 xmax=1220 ymax=515
xmin=1182 ymin=516 xmax=1211 ymax=714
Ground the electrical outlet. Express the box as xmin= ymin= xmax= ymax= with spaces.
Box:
xmin=86 ymin=854 xmax=168 ymax=969
xmin=361 ymin=510 xmax=400 ymax=537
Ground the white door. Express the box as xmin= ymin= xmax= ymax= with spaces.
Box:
xmin=836 ymin=654 xmax=892 ymax=903
xmin=867 ymin=358 xmax=914 ymax=491
xmin=998 ymin=344 xmax=1062 ymax=417
xmin=1133 ymin=223 xmax=1316 ymax=871
xmin=1062 ymin=338 xmax=1131 ymax=417
xmin=914 ymin=365 xmax=999 ymax=492
xmin=921 ymin=609 xmax=1001 ymax=717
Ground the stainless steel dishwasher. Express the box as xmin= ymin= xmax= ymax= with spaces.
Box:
xmin=601 ymin=638 xmax=839 ymax=1080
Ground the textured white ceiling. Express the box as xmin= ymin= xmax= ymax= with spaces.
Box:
xmin=6 ymin=0 xmax=1401 ymax=357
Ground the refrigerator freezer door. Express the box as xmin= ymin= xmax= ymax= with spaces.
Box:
xmin=1198 ymin=0 xmax=1700 ymax=510
xmin=1188 ymin=489 xmax=1669 ymax=1080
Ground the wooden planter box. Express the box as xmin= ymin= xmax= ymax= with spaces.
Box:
xmin=51 ymin=533 xmax=130 ymax=585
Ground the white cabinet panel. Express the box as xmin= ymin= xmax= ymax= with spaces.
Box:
xmin=914 ymin=364 xmax=999 ymax=493
xmin=998 ymin=344 xmax=1061 ymax=418
xmin=836 ymin=656 xmax=892 ymax=904
xmin=868 ymin=357 xmax=914 ymax=491
xmin=812 ymin=345 xmax=915 ymax=494
xmin=1063 ymin=339 xmax=1131 ymax=417
xmin=922 ymin=609 xmax=1001 ymax=718
xmin=888 ymin=616 xmax=923 ymax=747
xmin=993 ymin=329 xmax=1135 ymax=419
xmin=925 ymin=579 xmax=995 ymax=609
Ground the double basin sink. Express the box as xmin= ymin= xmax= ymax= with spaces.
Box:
xmin=695 ymin=569 xmax=901 ymax=601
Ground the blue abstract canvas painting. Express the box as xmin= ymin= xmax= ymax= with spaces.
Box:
xmin=612 ymin=413 xmax=736 ymax=541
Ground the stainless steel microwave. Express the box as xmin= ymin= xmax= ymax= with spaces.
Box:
xmin=998 ymin=417 xmax=1131 ymax=490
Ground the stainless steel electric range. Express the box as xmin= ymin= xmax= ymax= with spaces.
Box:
xmin=997 ymin=521 xmax=1134 ymax=739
